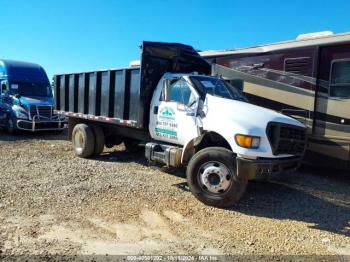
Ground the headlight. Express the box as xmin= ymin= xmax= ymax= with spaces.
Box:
xmin=13 ymin=105 xmax=28 ymax=119
xmin=235 ymin=134 xmax=260 ymax=149
xmin=15 ymin=111 xmax=28 ymax=119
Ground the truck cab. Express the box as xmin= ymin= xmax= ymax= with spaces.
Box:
xmin=0 ymin=60 xmax=65 ymax=133
xmin=146 ymin=73 xmax=306 ymax=206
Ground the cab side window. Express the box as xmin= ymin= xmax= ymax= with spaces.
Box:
xmin=162 ymin=78 xmax=193 ymax=105
xmin=330 ymin=60 xmax=350 ymax=98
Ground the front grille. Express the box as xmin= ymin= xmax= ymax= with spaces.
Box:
xmin=30 ymin=106 xmax=53 ymax=119
xmin=266 ymin=122 xmax=306 ymax=156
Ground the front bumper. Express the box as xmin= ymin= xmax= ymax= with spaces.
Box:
xmin=237 ymin=156 xmax=302 ymax=180
xmin=16 ymin=116 xmax=67 ymax=132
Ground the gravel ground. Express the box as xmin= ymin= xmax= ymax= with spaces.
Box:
xmin=0 ymin=130 xmax=349 ymax=259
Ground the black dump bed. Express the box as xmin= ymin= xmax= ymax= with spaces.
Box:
xmin=54 ymin=42 xmax=210 ymax=129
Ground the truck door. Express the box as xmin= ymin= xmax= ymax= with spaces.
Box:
xmin=313 ymin=45 xmax=350 ymax=167
xmin=149 ymin=77 xmax=199 ymax=145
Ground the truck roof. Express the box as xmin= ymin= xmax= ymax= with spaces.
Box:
xmin=0 ymin=59 xmax=49 ymax=83
xmin=200 ymin=31 xmax=350 ymax=57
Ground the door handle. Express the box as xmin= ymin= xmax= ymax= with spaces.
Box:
xmin=186 ymin=112 xmax=195 ymax=116
xmin=153 ymin=106 xmax=158 ymax=114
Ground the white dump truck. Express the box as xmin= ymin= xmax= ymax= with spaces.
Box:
xmin=54 ymin=42 xmax=307 ymax=207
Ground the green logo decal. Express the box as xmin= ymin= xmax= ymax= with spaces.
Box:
xmin=155 ymin=128 xmax=177 ymax=136
xmin=159 ymin=107 xmax=175 ymax=120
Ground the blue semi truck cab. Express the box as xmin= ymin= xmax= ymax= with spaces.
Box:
xmin=0 ymin=60 xmax=66 ymax=133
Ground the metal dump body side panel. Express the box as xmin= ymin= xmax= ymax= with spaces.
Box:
xmin=129 ymin=69 xmax=141 ymax=122
xmin=69 ymin=74 xmax=78 ymax=112
xmin=55 ymin=68 xmax=142 ymax=128
xmin=54 ymin=41 xmax=210 ymax=129
xmin=114 ymin=70 xmax=126 ymax=119
xmin=88 ymin=72 xmax=99 ymax=115
xmin=60 ymin=75 xmax=68 ymax=111
xmin=78 ymin=73 xmax=88 ymax=113
xmin=100 ymin=71 xmax=111 ymax=117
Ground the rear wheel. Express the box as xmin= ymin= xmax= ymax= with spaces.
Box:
xmin=91 ymin=124 xmax=105 ymax=156
xmin=72 ymin=124 xmax=95 ymax=158
xmin=186 ymin=147 xmax=247 ymax=208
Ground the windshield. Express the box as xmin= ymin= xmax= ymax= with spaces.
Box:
xmin=190 ymin=76 xmax=247 ymax=101
xmin=10 ymin=82 xmax=52 ymax=97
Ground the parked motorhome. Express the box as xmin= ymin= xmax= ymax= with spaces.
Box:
xmin=200 ymin=32 xmax=350 ymax=170
xmin=54 ymin=42 xmax=307 ymax=207
xmin=0 ymin=60 xmax=66 ymax=133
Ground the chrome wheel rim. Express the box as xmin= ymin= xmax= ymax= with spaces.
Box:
xmin=198 ymin=161 xmax=232 ymax=194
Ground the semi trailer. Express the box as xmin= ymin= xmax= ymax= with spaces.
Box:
xmin=0 ymin=60 xmax=66 ymax=133
xmin=54 ymin=42 xmax=307 ymax=207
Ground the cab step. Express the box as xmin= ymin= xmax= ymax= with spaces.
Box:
xmin=145 ymin=142 xmax=183 ymax=167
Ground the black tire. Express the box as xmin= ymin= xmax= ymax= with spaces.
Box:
xmin=72 ymin=124 xmax=95 ymax=158
xmin=123 ymin=138 xmax=142 ymax=152
xmin=186 ymin=147 xmax=248 ymax=208
xmin=91 ymin=124 xmax=105 ymax=156
xmin=7 ymin=118 xmax=17 ymax=135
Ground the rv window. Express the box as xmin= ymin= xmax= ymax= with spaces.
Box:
xmin=330 ymin=60 xmax=350 ymax=98
xmin=284 ymin=57 xmax=311 ymax=76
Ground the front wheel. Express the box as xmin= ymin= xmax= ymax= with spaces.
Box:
xmin=186 ymin=147 xmax=247 ymax=208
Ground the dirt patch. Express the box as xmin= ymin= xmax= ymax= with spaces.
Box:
xmin=0 ymin=131 xmax=349 ymax=257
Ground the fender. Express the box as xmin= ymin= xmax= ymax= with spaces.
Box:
xmin=181 ymin=131 xmax=233 ymax=164
xmin=181 ymin=134 xmax=204 ymax=164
